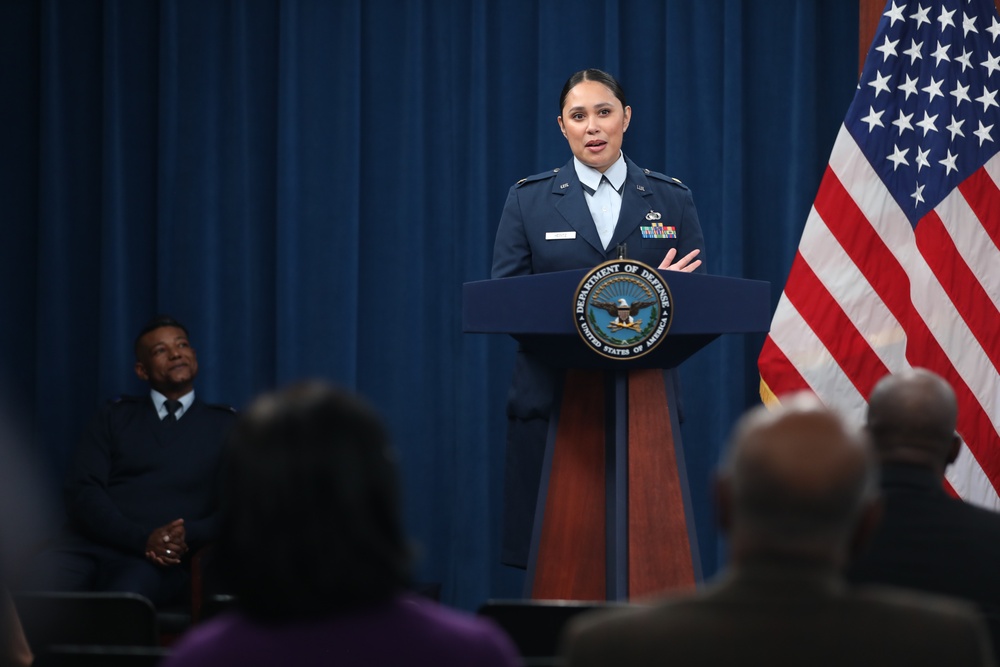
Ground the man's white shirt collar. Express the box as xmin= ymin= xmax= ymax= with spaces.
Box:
xmin=151 ymin=389 xmax=195 ymax=420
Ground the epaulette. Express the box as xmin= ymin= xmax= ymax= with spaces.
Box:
xmin=643 ymin=168 xmax=689 ymax=190
xmin=206 ymin=402 xmax=238 ymax=414
xmin=515 ymin=167 xmax=561 ymax=188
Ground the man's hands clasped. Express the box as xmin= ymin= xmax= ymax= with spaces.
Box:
xmin=145 ymin=518 xmax=188 ymax=567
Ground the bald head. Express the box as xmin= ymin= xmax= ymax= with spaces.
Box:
xmin=866 ymin=369 xmax=959 ymax=471
xmin=719 ymin=393 xmax=876 ymax=563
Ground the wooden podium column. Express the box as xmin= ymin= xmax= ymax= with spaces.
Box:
xmin=628 ymin=370 xmax=696 ymax=596
xmin=530 ymin=369 xmax=607 ymax=600
xmin=527 ymin=368 xmax=697 ymax=601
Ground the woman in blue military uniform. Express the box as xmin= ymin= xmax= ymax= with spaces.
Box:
xmin=491 ymin=68 xmax=707 ymax=567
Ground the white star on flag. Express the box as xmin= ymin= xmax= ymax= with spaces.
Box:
xmin=893 ymin=109 xmax=916 ymax=133
xmin=989 ymin=16 xmax=1000 ymax=41
xmin=938 ymin=5 xmax=957 ymax=30
xmin=957 ymin=46 xmax=975 ymax=70
xmin=886 ymin=2 xmax=907 ymax=26
xmin=951 ymin=81 xmax=972 ymax=104
xmin=932 ymin=41 xmax=953 ymax=64
xmin=900 ymin=73 xmax=921 ymax=97
xmin=905 ymin=38 xmax=926 ymax=62
xmin=878 ymin=35 xmax=901 ymax=60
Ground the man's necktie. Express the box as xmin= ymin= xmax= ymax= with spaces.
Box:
xmin=164 ymin=399 xmax=182 ymax=423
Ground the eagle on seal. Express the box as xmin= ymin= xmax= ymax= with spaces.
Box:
xmin=592 ymin=296 xmax=656 ymax=317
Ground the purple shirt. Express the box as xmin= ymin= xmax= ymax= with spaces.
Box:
xmin=161 ymin=595 xmax=522 ymax=667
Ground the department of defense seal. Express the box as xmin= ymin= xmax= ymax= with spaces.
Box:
xmin=573 ymin=259 xmax=673 ymax=360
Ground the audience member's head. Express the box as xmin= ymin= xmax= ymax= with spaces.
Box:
xmin=866 ymin=368 xmax=961 ymax=474
xmin=716 ymin=392 xmax=877 ymax=567
xmin=216 ymin=381 xmax=411 ymax=621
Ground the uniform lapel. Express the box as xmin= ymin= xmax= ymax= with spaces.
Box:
xmin=552 ymin=158 xmax=606 ymax=255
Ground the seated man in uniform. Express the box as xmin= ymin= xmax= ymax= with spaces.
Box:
xmin=19 ymin=315 xmax=236 ymax=606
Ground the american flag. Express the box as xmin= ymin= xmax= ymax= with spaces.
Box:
xmin=758 ymin=0 xmax=1000 ymax=508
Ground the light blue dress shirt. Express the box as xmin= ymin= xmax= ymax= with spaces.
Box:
xmin=573 ymin=153 xmax=627 ymax=250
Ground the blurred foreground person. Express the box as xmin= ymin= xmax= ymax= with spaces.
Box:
xmin=848 ymin=368 xmax=1000 ymax=650
xmin=162 ymin=381 xmax=520 ymax=667
xmin=1 ymin=587 xmax=31 ymax=666
xmin=0 ymin=401 xmax=46 ymax=666
xmin=561 ymin=394 xmax=995 ymax=667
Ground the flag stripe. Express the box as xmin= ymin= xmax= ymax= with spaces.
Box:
xmin=915 ymin=209 xmax=1000 ymax=375
xmin=781 ymin=247 xmax=891 ymax=401
xmin=943 ymin=166 xmax=1000 ymax=308
xmin=758 ymin=336 xmax=808 ymax=406
xmin=797 ymin=194 xmax=910 ymax=378
xmin=763 ymin=289 xmax=870 ymax=425
xmin=958 ymin=166 xmax=1000 ymax=254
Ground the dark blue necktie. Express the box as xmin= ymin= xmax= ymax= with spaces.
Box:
xmin=164 ymin=399 xmax=182 ymax=424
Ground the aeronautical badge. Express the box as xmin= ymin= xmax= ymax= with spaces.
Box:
xmin=573 ymin=259 xmax=673 ymax=360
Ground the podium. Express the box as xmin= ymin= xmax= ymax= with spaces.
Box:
xmin=463 ymin=268 xmax=770 ymax=601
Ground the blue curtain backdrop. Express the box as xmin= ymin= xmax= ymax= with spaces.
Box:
xmin=0 ymin=0 xmax=858 ymax=610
